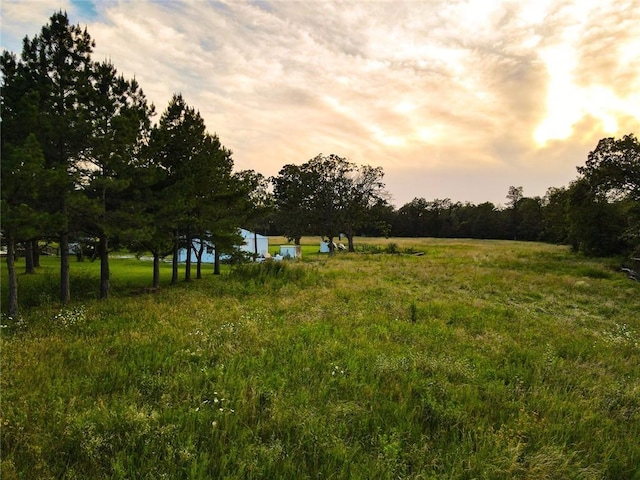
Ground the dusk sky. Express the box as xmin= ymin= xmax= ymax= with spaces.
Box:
xmin=2 ymin=0 xmax=639 ymax=206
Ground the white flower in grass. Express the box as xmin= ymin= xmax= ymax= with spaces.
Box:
xmin=331 ymin=364 xmax=346 ymax=376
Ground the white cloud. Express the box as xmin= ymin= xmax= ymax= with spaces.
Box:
xmin=0 ymin=0 xmax=72 ymax=51
xmin=2 ymin=0 xmax=639 ymax=205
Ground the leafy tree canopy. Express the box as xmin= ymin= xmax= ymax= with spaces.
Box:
xmin=578 ymin=133 xmax=640 ymax=202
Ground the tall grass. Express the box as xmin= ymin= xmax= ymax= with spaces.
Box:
xmin=1 ymin=239 xmax=639 ymax=479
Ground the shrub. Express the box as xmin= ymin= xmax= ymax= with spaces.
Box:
xmin=385 ymin=243 xmax=399 ymax=254
xmin=230 ymin=260 xmax=307 ymax=285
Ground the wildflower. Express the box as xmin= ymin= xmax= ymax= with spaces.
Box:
xmin=331 ymin=364 xmax=345 ymax=376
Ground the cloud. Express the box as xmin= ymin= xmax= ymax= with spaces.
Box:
xmin=0 ymin=0 xmax=72 ymax=52
xmin=2 ymin=0 xmax=639 ymax=205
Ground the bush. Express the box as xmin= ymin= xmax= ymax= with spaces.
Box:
xmin=385 ymin=243 xmax=399 ymax=254
xmin=230 ymin=260 xmax=307 ymax=285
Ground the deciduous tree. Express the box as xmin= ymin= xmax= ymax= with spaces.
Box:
xmin=506 ymin=185 xmax=524 ymax=240
xmin=566 ymin=179 xmax=628 ymax=256
xmin=578 ymin=134 xmax=640 ymax=255
xmin=272 ymin=164 xmax=314 ymax=245
xmin=272 ymin=154 xmax=387 ymax=253
xmin=579 ymin=134 xmax=640 ymax=201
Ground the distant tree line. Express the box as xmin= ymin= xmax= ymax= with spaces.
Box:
xmin=266 ymin=135 xmax=639 ymax=261
xmin=3 ymin=12 xmax=639 ymax=318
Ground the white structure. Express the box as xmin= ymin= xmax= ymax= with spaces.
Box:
xmin=177 ymin=238 xmax=215 ymax=263
xmin=319 ymin=241 xmax=345 ymax=253
xmin=177 ymin=229 xmax=268 ymax=263
xmin=280 ymin=245 xmax=301 ymax=259
xmin=240 ymin=229 xmax=269 ymax=257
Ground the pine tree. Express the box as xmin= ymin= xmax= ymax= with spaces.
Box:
xmin=142 ymin=94 xmax=238 ymax=285
xmin=78 ymin=61 xmax=154 ymax=298
xmin=19 ymin=11 xmax=95 ymax=304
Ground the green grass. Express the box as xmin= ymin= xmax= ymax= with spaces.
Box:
xmin=2 ymin=239 xmax=639 ymax=479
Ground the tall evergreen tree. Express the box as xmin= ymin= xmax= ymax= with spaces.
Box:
xmin=0 ymin=134 xmax=50 ymax=316
xmin=18 ymin=11 xmax=95 ymax=304
xmin=188 ymin=133 xmax=238 ymax=278
xmin=147 ymin=95 xmax=198 ymax=284
xmin=145 ymin=94 xmax=238 ymax=284
xmin=78 ymin=61 xmax=154 ymax=299
xmin=2 ymin=51 xmax=34 ymax=315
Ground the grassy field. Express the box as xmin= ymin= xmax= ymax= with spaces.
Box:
xmin=1 ymin=238 xmax=639 ymax=479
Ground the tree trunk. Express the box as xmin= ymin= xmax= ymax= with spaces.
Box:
xmin=346 ymin=231 xmax=355 ymax=252
xmin=185 ymin=229 xmax=192 ymax=282
xmin=24 ymin=241 xmax=35 ymax=274
xmin=75 ymin=242 xmax=84 ymax=262
xmin=6 ymin=236 xmax=19 ymax=318
xmin=32 ymin=240 xmax=40 ymax=267
xmin=327 ymin=236 xmax=335 ymax=255
xmin=152 ymin=251 xmax=161 ymax=288
xmin=171 ymin=229 xmax=179 ymax=285
xmin=99 ymin=235 xmax=109 ymax=299
xmin=60 ymin=232 xmax=70 ymax=305
xmin=214 ymin=249 xmax=221 ymax=275
xmin=196 ymin=240 xmax=205 ymax=279
xmin=254 ymin=231 xmax=258 ymax=258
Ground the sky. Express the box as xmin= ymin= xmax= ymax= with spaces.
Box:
xmin=2 ymin=0 xmax=639 ymax=207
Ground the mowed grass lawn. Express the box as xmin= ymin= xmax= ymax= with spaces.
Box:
xmin=1 ymin=238 xmax=639 ymax=479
